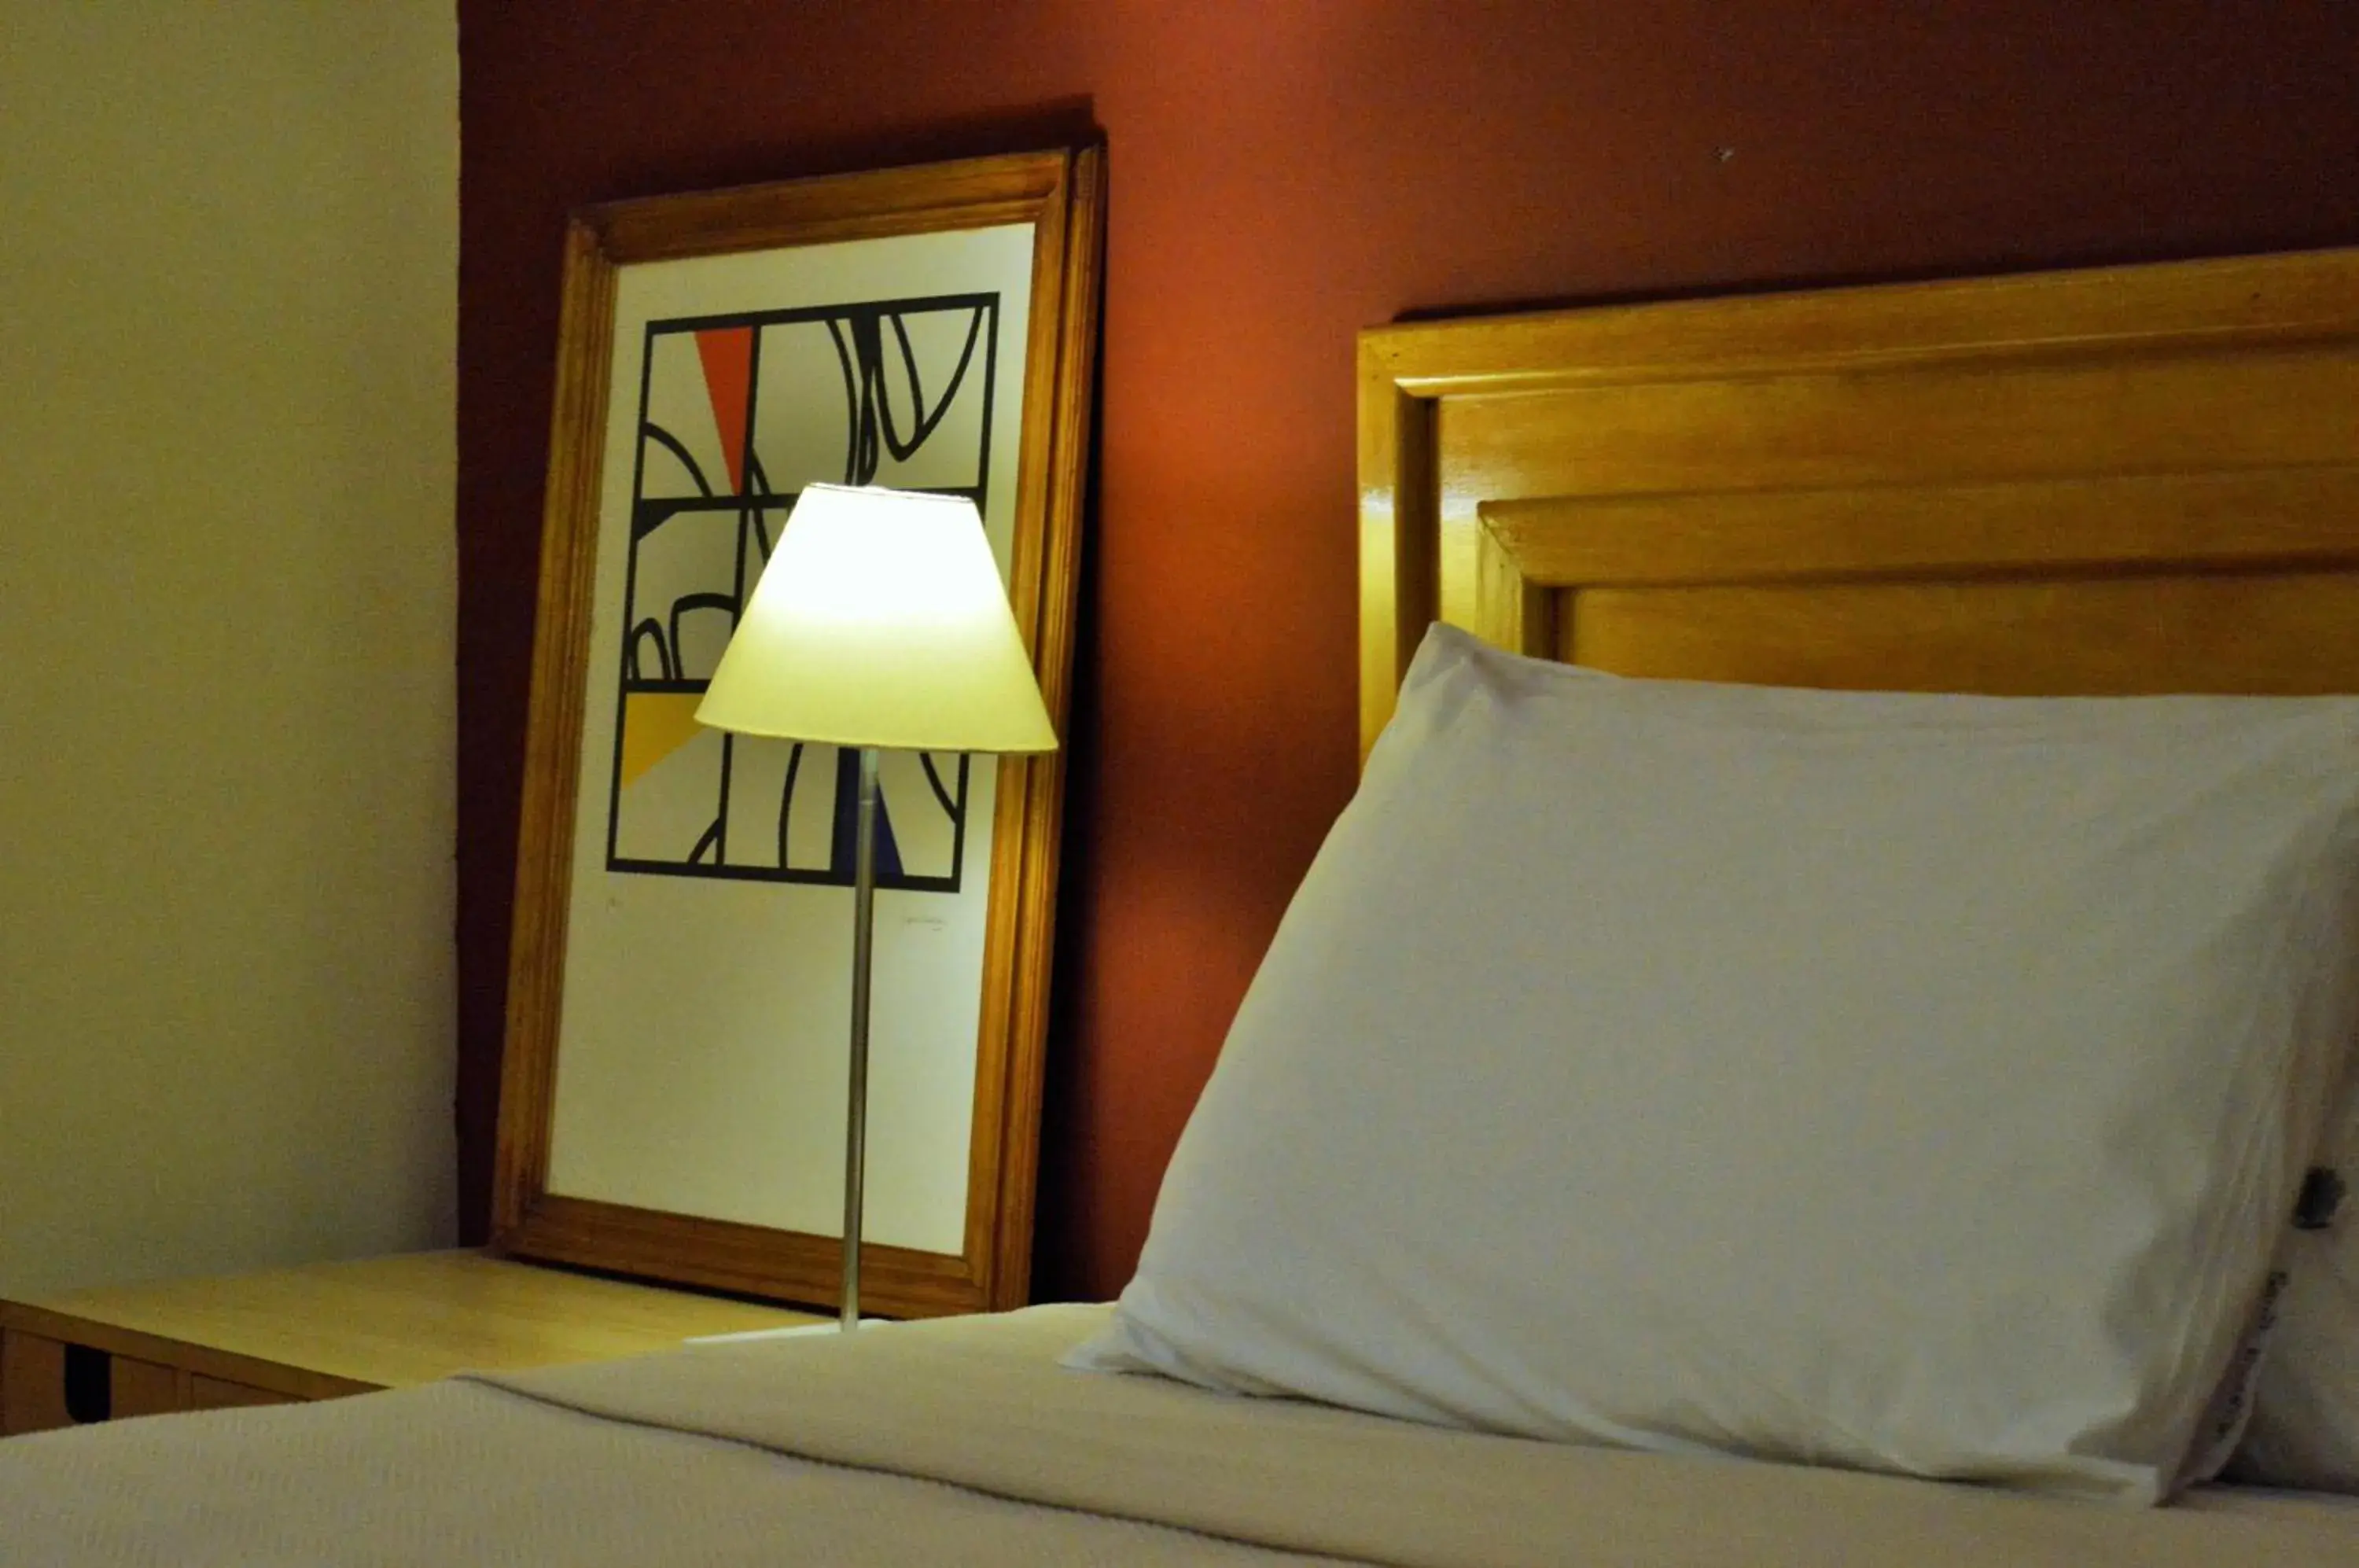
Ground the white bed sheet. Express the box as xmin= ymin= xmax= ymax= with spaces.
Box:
xmin=2 ymin=1305 xmax=2352 ymax=1566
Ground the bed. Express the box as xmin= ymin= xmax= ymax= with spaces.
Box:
xmin=7 ymin=245 xmax=2359 ymax=1565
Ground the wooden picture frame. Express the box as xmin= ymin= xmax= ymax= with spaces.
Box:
xmin=490 ymin=148 xmax=1103 ymax=1317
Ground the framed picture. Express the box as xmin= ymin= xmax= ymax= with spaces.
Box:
xmin=491 ymin=148 xmax=1103 ymax=1317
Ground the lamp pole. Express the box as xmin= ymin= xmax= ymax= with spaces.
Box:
xmin=841 ymin=745 xmax=881 ymax=1331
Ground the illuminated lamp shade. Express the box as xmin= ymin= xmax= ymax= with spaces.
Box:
xmin=697 ymin=483 xmax=1056 ymax=754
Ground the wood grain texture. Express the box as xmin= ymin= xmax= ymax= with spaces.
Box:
xmin=1360 ymin=246 xmax=2359 ymax=749
xmin=1474 ymin=517 xmax=1556 ymax=659
xmin=0 ymin=1331 xmax=72 ymax=1436
xmin=1365 ymin=248 xmax=2359 ymax=397
xmin=1437 ymin=350 xmax=2356 ymax=502
xmin=186 ymin=1376 xmax=298 ymax=1412
xmin=491 ymin=213 xmax=616 ymax=1246
xmin=1565 ymin=575 xmax=2359 ymax=696
xmin=512 ymin=1194 xmax=985 ymax=1318
xmin=0 ymin=1252 xmax=815 ymax=1401
xmin=2 ymin=1306 xmax=372 ymax=1406
xmin=491 ymin=147 xmax=1104 ymax=1316
xmin=108 ymin=1356 xmax=181 ymax=1420
xmin=984 ymin=142 xmax=1106 ymax=1310
xmin=1483 ymin=467 xmax=2359 ymax=590
xmin=585 ymin=150 xmax=1074 ymax=265
xmin=1357 ymin=358 xmax=1439 ymax=760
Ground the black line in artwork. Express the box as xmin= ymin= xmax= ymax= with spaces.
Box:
xmin=887 ymin=311 xmax=925 ymax=455
xmin=639 ymin=494 xmax=796 ymax=521
xmin=776 ymin=742 xmax=805 ymax=872
xmin=945 ymin=754 xmax=970 ymax=897
xmin=712 ymin=735 xmax=733 ymax=867
xmin=641 ymin=423 xmax=715 ymax=497
xmin=634 ymin=498 xmax=686 ymax=540
xmin=607 ymin=856 xmax=960 ymax=894
xmin=822 ymin=302 xmax=988 ymax=484
xmin=890 ymin=313 xmax=927 ymax=457
xmin=667 ymin=593 xmax=738 ymax=679
xmin=713 ymin=322 xmax=765 ymax=870
xmin=918 ymin=753 xmax=959 ymax=819
xmin=975 ymin=296 xmax=999 ymax=521
xmin=851 ymin=317 xmax=886 ymax=480
xmin=607 ymin=325 xmax=664 ymax=869
xmin=827 ymin=317 xmax=862 ymax=484
xmin=889 ymin=304 xmax=985 ymax=455
xmin=646 ymin=293 xmax=997 ymax=337
xmin=745 ymin=454 xmax=780 ymax=560
xmin=849 ymin=308 xmax=984 ymax=469
xmin=627 ymin=620 xmax=675 ymax=683
xmin=742 ymin=322 xmax=766 ymax=499
xmin=612 ymin=293 xmax=999 ymax=887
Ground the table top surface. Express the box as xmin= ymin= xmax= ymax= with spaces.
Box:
xmin=0 ymin=1250 xmax=823 ymax=1389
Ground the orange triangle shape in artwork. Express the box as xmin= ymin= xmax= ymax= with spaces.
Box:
xmin=695 ymin=326 xmax=754 ymax=493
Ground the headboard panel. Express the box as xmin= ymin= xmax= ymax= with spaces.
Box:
xmin=1360 ymin=248 xmax=2359 ymax=753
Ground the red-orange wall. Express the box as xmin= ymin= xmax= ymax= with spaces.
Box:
xmin=456 ymin=1 xmax=2359 ymax=1299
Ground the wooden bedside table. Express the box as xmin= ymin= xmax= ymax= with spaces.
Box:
xmin=0 ymin=1249 xmax=822 ymax=1437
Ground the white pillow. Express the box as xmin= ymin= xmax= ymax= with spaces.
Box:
xmin=1069 ymin=624 xmax=2359 ymax=1505
xmin=2232 ymin=1106 xmax=2359 ymax=1491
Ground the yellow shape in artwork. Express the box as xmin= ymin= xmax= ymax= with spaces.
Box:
xmin=620 ymin=692 xmax=711 ymax=788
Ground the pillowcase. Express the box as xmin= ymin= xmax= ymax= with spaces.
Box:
xmin=2231 ymin=1103 xmax=2359 ymax=1491
xmin=1068 ymin=624 xmax=2359 ymax=1505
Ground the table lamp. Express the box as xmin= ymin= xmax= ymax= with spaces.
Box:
xmin=696 ymin=482 xmax=1057 ymax=1330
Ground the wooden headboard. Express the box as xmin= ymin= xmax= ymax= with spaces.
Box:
xmin=1358 ymin=248 xmax=2359 ymax=757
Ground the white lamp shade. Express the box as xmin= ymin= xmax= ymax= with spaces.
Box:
xmin=694 ymin=484 xmax=1058 ymax=754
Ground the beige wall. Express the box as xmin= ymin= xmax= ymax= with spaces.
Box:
xmin=0 ymin=5 xmax=458 ymax=1294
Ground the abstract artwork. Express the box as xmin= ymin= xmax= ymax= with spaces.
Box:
xmin=492 ymin=148 xmax=1103 ymax=1320
xmin=606 ymin=293 xmax=1002 ymax=894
